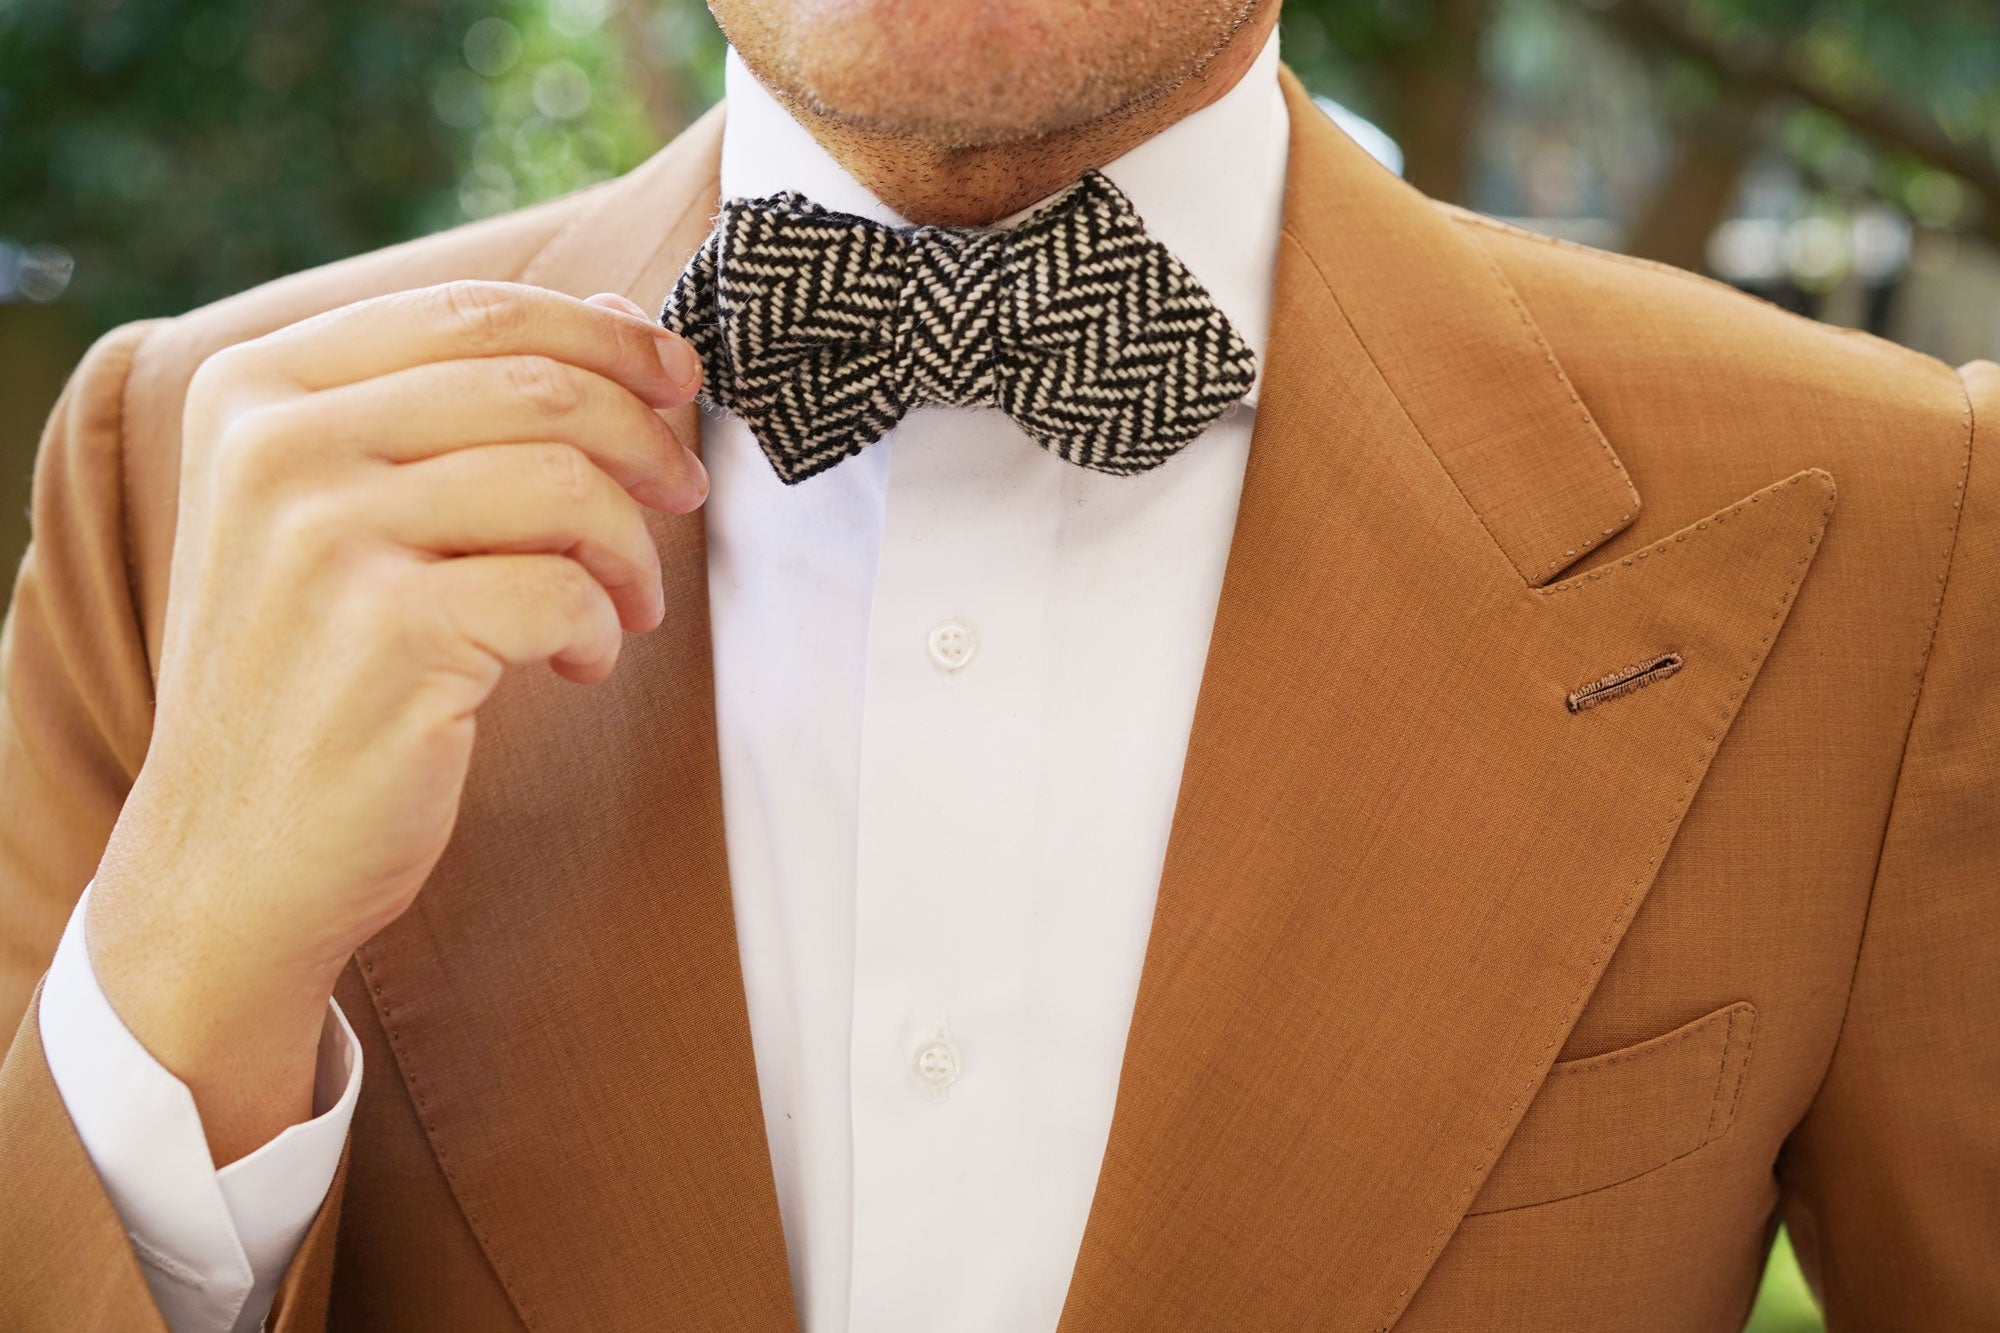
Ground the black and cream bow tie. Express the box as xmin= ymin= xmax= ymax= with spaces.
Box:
xmin=659 ymin=171 xmax=1257 ymax=485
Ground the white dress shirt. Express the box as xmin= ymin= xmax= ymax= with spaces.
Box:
xmin=38 ymin=28 xmax=1290 ymax=1332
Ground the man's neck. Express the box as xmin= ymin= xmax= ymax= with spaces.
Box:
xmin=758 ymin=5 xmax=1282 ymax=227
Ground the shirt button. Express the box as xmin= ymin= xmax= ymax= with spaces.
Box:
xmin=927 ymin=619 xmax=977 ymax=672
xmin=912 ymin=1036 xmax=960 ymax=1097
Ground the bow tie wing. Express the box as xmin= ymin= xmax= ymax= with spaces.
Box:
xmin=663 ymin=175 xmax=1255 ymax=485
xmin=997 ymin=174 xmax=1257 ymax=476
xmin=663 ymin=195 xmax=913 ymax=484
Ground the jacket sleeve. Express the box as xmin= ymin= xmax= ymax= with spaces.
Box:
xmin=0 ymin=325 xmax=346 ymax=1331
xmin=1778 ymin=360 xmax=2000 ymax=1329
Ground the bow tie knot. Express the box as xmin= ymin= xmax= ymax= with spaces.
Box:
xmin=663 ymin=171 xmax=1256 ymax=484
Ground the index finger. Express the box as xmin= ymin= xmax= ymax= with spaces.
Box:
xmin=248 ymin=280 xmax=702 ymax=411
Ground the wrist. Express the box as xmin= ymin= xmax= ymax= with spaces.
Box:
xmin=84 ymin=874 xmax=341 ymax=1166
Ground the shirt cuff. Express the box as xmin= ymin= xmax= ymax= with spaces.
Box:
xmin=38 ymin=881 xmax=362 ymax=1333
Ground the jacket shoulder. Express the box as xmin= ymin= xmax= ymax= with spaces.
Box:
xmin=126 ymin=183 xmax=606 ymax=401
xmin=1445 ymin=205 xmax=1982 ymax=721
xmin=78 ymin=181 xmax=610 ymax=661
xmin=1445 ymin=205 xmax=1972 ymax=474
xmin=1446 ymin=204 xmax=1975 ymax=574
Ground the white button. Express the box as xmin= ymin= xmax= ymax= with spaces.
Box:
xmin=926 ymin=619 xmax=977 ymax=671
xmin=912 ymin=1036 xmax=960 ymax=1098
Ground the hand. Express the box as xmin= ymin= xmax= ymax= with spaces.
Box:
xmin=85 ymin=282 xmax=706 ymax=1163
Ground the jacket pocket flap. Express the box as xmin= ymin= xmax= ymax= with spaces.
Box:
xmin=1466 ymin=1001 xmax=1758 ymax=1215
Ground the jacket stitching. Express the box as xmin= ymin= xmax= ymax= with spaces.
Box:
xmin=1702 ymin=1013 xmax=1733 ymax=1142
xmin=1275 ymin=230 xmax=1524 ymax=583
xmin=1721 ymin=1005 xmax=1759 ymax=1136
xmin=1566 ymin=652 xmax=1683 ymax=713
xmin=1538 ymin=470 xmax=1833 ymax=597
xmin=1459 ymin=225 xmax=1640 ymax=580
xmin=1703 ymin=1005 xmax=1755 ymax=1142
xmin=1543 ymin=1001 xmax=1748 ymax=1085
xmin=1548 ymin=1024 xmax=1701 ymax=1078
xmin=358 ymin=951 xmax=541 ymax=1330
xmin=1382 ymin=477 xmax=1833 ymax=1329
xmin=327 ymin=215 xmax=649 ymax=1333
xmin=1464 ymin=1119 xmax=1732 ymax=1220
xmin=1468 ymin=1004 xmax=1756 ymax=1220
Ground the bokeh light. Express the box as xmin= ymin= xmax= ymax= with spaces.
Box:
xmin=0 ymin=239 xmax=74 ymax=303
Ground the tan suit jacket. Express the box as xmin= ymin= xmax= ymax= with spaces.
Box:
xmin=3 ymin=71 xmax=1996 ymax=1331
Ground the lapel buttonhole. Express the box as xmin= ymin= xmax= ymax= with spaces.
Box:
xmin=1566 ymin=651 xmax=1684 ymax=714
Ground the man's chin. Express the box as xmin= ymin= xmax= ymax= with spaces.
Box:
xmin=714 ymin=0 xmax=1251 ymax=149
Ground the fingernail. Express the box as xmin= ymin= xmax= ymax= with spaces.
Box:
xmin=656 ymin=333 xmax=702 ymax=393
xmin=683 ymin=445 xmax=709 ymax=499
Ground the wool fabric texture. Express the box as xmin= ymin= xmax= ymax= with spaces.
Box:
xmin=659 ymin=171 xmax=1258 ymax=484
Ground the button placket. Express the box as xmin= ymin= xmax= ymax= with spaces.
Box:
xmin=847 ymin=411 xmax=1066 ymax=1330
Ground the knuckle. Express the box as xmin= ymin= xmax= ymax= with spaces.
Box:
xmin=187 ymin=345 xmax=236 ymax=399
xmin=594 ymin=542 xmax=647 ymax=596
xmin=588 ymin=629 xmax=624 ymax=675
xmin=528 ymin=441 xmax=597 ymax=508
xmin=608 ymin=317 xmax=664 ymax=381
xmin=585 ymin=497 xmax=655 ymax=595
xmin=503 ymin=355 xmax=584 ymax=419
xmin=436 ymin=280 xmax=524 ymax=351
xmin=399 ymin=571 xmax=470 ymax=672
xmin=548 ymin=559 xmax=613 ymax=640
xmin=618 ymin=510 xmax=663 ymax=592
xmin=548 ymin=554 xmax=601 ymax=614
xmin=185 ymin=343 xmax=258 ymax=421
xmin=269 ymin=490 xmax=350 ymax=566
xmin=208 ymin=407 xmax=293 ymax=498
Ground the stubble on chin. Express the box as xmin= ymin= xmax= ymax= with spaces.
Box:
xmin=720 ymin=0 xmax=1264 ymax=151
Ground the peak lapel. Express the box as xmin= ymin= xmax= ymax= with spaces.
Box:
xmin=351 ymin=109 xmax=800 ymax=1332
xmin=1057 ymin=76 xmax=1834 ymax=1331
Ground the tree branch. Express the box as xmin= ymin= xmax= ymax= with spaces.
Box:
xmin=1583 ymin=0 xmax=2000 ymax=241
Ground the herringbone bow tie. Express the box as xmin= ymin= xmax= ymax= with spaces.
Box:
xmin=659 ymin=171 xmax=1258 ymax=485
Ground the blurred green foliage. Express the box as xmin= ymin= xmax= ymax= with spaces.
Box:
xmin=3 ymin=0 xmax=1994 ymax=340
xmin=0 ymin=0 xmax=722 ymax=333
xmin=3 ymin=0 xmax=471 ymax=329
xmin=1283 ymin=0 xmax=2000 ymax=154
xmin=1282 ymin=0 xmax=1999 ymax=235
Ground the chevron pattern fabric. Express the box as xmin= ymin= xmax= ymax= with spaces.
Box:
xmin=660 ymin=171 xmax=1258 ymax=485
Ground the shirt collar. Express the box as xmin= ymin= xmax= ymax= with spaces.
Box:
xmin=717 ymin=28 xmax=1289 ymax=408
